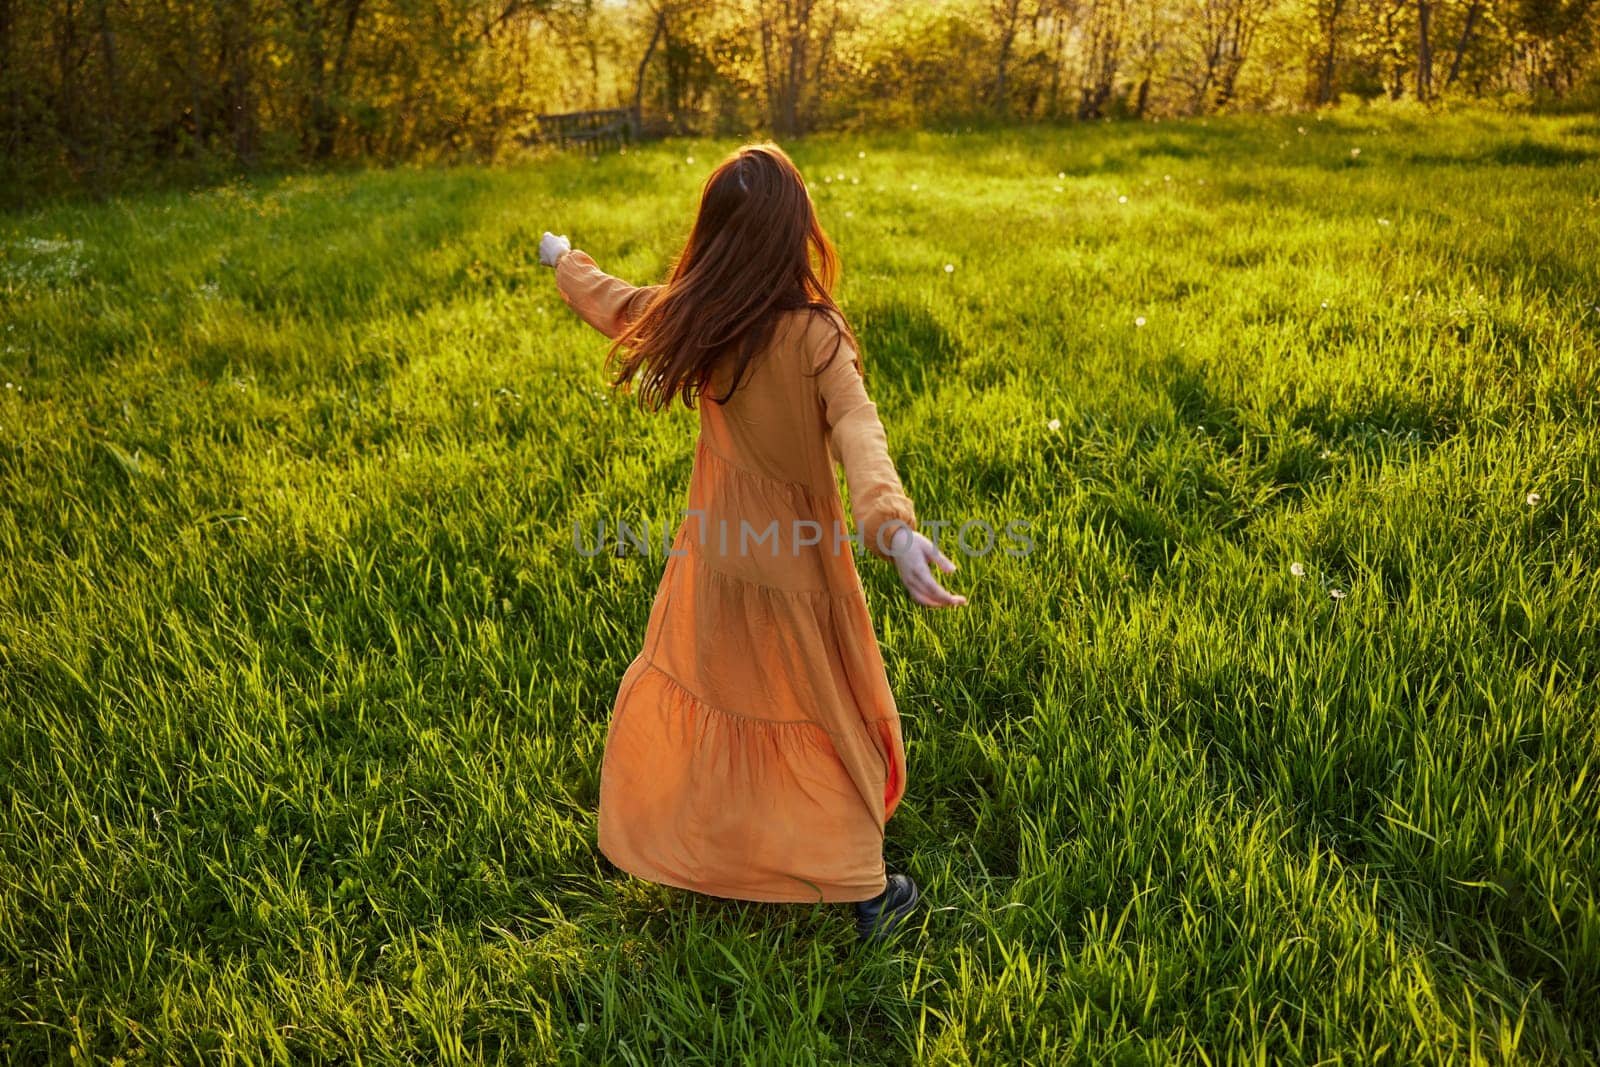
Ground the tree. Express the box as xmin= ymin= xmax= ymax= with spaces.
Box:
xmin=1416 ymin=0 xmax=1433 ymax=99
xmin=1077 ymin=0 xmax=1126 ymax=118
xmin=1443 ymin=0 xmax=1485 ymax=89
xmin=1183 ymin=0 xmax=1270 ymax=111
xmin=991 ymin=0 xmax=1027 ymax=114
xmin=756 ymin=0 xmax=848 ymax=135
xmin=1310 ymin=0 xmax=1347 ymax=104
xmin=634 ymin=1 xmax=667 ymax=119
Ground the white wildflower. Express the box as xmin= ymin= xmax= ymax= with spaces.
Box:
xmin=1290 ymin=562 xmax=1306 ymax=577
xmin=1047 ymin=418 xmax=1061 ymax=432
xmin=1118 ymin=195 xmax=1128 ymax=203
xmin=1350 ymin=148 xmax=1361 ymax=159
xmin=1329 ymin=588 xmax=1347 ymax=600
xmin=1134 ymin=316 xmax=1146 ymax=327
xmin=944 ymin=263 xmax=955 ymax=273
xmin=1526 ymin=492 xmax=1541 ymax=506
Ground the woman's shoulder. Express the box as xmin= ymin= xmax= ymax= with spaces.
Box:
xmin=779 ymin=305 xmax=853 ymax=364
xmin=793 ymin=303 xmax=850 ymax=333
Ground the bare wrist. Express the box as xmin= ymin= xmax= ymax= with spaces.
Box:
xmin=886 ymin=523 xmax=913 ymax=556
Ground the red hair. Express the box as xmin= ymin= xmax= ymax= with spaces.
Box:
xmin=605 ymin=142 xmax=859 ymax=410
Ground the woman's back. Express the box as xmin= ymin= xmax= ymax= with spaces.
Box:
xmin=697 ymin=309 xmax=831 ymax=491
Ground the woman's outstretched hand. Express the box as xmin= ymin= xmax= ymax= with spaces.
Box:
xmin=887 ymin=525 xmax=967 ymax=608
xmin=539 ymin=231 xmax=572 ymax=267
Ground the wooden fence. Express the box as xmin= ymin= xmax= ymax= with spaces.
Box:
xmin=520 ymin=106 xmax=641 ymax=153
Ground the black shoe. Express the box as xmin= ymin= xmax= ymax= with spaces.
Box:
xmin=853 ymin=873 xmax=919 ymax=943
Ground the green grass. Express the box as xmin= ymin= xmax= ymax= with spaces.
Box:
xmin=2 ymin=110 xmax=1598 ymax=1064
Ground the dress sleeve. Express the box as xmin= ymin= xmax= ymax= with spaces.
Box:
xmin=554 ymin=248 xmax=663 ymax=339
xmin=811 ymin=319 xmax=918 ymax=560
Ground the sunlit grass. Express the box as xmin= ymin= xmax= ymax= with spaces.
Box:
xmin=2 ymin=110 xmax=1597 ymax=1063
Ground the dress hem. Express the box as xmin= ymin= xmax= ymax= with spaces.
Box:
xmin=599 ymin=840 xmax=889 ymax=904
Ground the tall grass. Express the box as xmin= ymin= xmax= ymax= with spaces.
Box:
xmin=2 ymin=111 xmax=1597 ymax=1064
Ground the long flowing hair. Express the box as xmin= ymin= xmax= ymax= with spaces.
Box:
xmin=606 ymin=142 xmax=860 ymax=410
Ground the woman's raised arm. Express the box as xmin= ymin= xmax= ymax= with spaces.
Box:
xmin=542 ymin=233 xmax=662 ymax=340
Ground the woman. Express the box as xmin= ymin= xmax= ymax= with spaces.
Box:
xmin=539 ymin=142 xmax=965 ymax=944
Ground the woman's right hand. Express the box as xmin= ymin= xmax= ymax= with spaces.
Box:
xmin=887 ymin=525 xmax=967 ymax=608
xmin=539 ymin=231 xmax=572 ymax=267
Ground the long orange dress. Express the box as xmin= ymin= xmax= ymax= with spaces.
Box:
xmin=555 ymin=247 xmax=917 ymax=903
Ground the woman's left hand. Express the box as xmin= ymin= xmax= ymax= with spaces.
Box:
xmin=539 ymin=231 xmax=572 ymax=267
xmin=888 ymin=526 xmax=967 ymax=608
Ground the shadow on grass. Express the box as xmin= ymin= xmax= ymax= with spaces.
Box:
xmin=853 ymin=298 xmax=965 ymax=403
xmin=1159 ymin=353 xmax=1463 ymax=470
xmin=1062 ymin=354 xmax=1470 ymax=585
xmin=1406 ymin=138 xmax=1599 ymax=168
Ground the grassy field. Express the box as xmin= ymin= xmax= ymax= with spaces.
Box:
xmin=2 ymin=110 xmax=1598 ymax=1064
